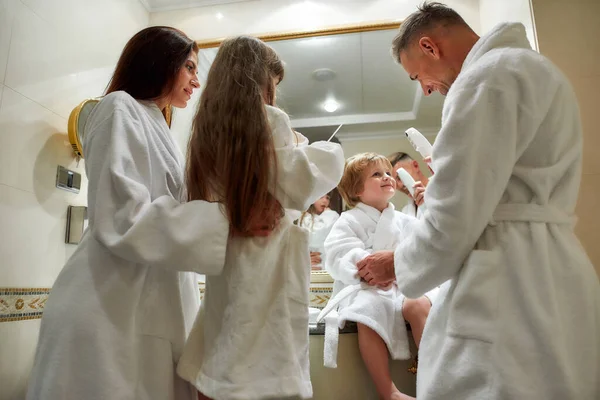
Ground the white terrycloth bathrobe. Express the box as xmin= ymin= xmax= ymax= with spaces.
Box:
xmin=319 ymin=203 xmax=437 ymax=368
xmin=176 ymin=105 xmax=344 ymax=400
xmin=26 ymin=91 xmax=229 ymax=400
xmin=393 ymin=23 xmax=600 ymax=399
xmin=400 ymin=200 xmax=424 ymax=219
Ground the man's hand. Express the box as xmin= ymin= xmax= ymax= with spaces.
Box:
xmin=357 ymin=251 xmax=395 ymax=286
xmin=423 ymin=156 xmax=434 ymax=175
xmin=413 ymin=181 xmax=426 ymax=206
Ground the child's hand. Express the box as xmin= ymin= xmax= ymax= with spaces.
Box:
xmin=413 ymin=182 xmax=426 ymax=206
xmin=310 ymin=252 xmax=322 ymax=266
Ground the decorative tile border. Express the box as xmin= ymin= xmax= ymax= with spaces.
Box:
xmin=0 ymin=288 xmax=50 ymax=323
xmin=309 ymin=288 xmax=332 ymax=309
xmin=1 ymin=284 xmax=334 ymax=322
xmin=199 ymin=283 xmax=334 ymax=309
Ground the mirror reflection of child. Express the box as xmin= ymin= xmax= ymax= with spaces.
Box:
xmin=322 ymin=153 xmax=438 ymax=400
xmin=298 ymin=193 xmax=339 ymax=270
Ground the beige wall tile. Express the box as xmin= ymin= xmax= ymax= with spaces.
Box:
xmin=0 ymin=319 xmax=41 ymax=399
xmin=0 ymin=0 xmax=18 ymax=85
xmin=532 ymin=0 xmax=599 ymax=78
xmin=569 ymin=76 xmax=600 ymax=175
xmin=575 ymin=173 xmax=600 ymax=274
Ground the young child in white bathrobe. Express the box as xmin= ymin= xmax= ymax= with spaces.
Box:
xmin=176 ymin=36 xmax=344 ymax=400
xmin=298 ymin=192 xmax=340 ymax=270
xmin=319 ymin=153 xmax=438 ymax=400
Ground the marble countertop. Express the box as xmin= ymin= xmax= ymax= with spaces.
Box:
xmin=309 ymin=321 xmax=412 ymax=336
xmin=309 ymin=321 xmax=358 ymax=335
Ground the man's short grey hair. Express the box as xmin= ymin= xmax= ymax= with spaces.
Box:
xmin=391 ymin=2 xmax=469 ymax=63
xmin=387 ymin=152 xmax=413 ymax=166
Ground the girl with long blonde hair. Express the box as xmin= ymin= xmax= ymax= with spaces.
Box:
xmin=177 ymin=36 xmax=344 ymax=400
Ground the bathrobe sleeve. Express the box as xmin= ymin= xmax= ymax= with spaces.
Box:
xmin=394 ymin=78 xmax=539 ymax=297
xmin=85 ymin=107 xmax=229 ymax=275
xmin=324 ymin=215 xmax=372 ymax=285
xmin=267 ymin=106 xmax=345 ymax=212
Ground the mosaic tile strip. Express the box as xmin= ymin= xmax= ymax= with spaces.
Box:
xmin=0 ymin=288 xmax=50 ymax=323
xmin=198 ymin=284 xmax=334 ymax=309
xmin=309 ymin=288 xmax=332 ymax=309
xmin=1 ymin=284 xmax=334 ymax=322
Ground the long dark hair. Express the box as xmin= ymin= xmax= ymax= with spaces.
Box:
xmin=186 ymin=36 xmax=284 ymax=236
xmin=105 ymin=26 xmax=198 ymax=101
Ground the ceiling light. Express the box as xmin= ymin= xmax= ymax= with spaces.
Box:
xmin=323 ymin=100 xmax=339 ymax=113
xmin=312 ymin=68 xmax=336 ymax=82
xmin=216 ymin=12 xmax=224 ymax=20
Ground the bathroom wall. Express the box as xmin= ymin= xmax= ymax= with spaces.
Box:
xmin=0 ymin=1 xmax=148 ymax=398
xmin=531 ymin=0 xmax=600 ymax=275
xmin=479 ymin=0 xmax=537 ymax=50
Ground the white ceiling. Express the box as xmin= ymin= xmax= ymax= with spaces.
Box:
xmin=141 ymin=0 xmax=254 ymax=12
xmin=194 ymin=27 xmax=445 ymax=143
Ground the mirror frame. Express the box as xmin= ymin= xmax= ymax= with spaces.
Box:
xmin=196 ymin=20 xmax=401 ymax=49
xmin=196 ymin=22 xmax=402 ymax=284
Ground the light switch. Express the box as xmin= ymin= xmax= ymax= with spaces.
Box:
xmin=56 ymin=165 xmax=81 ymax=194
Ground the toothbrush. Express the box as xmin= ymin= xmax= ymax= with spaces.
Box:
xmin=404 ymin=127 xmax=434 ymax=172
xmin=397 ymin=168 xmax=416 ymax=197
xmin=327 ymin=124 xmax=344 ymax=142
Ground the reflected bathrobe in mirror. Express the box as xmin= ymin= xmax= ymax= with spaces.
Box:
xmin=26 ymin=91 xmax=229 ymax=400
xmin=298 ymin=209 xmax=340 ymax=268
xmin=319 ymin=203 xmax=438 ymax=368
xmin=177 ymin=105 xmax=345 ymax=400
xmin=393 ymin=23 xmax=600 ymax=399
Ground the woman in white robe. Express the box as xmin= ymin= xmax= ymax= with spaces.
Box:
xmin=360 ymin=7 xmax=600 ymax=399
xmin=26 ymin=27 xmax=246 ymax=400
xmin=176 ymin=36 xmax=344 ymax=400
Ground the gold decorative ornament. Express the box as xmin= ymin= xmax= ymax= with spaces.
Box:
xmin=67 ymin=98 xmax=101 ymax=159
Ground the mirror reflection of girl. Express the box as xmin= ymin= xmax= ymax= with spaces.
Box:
xmin=298 ymin=193 xmax=340 ymax=270
xmin=26 ymin=27 xmax=257 ymax=400
xmin=176 ymin=36 xmax=344 ymax=400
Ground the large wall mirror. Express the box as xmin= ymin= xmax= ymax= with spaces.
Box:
xmin=171 ymin=22 xmax=445 ymax=283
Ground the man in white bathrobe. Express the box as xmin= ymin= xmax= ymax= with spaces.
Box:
xmin=388 ymin=152 xmax=428 ymax=217
xmin=358 ymin=3 xmax=600 ymax=399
